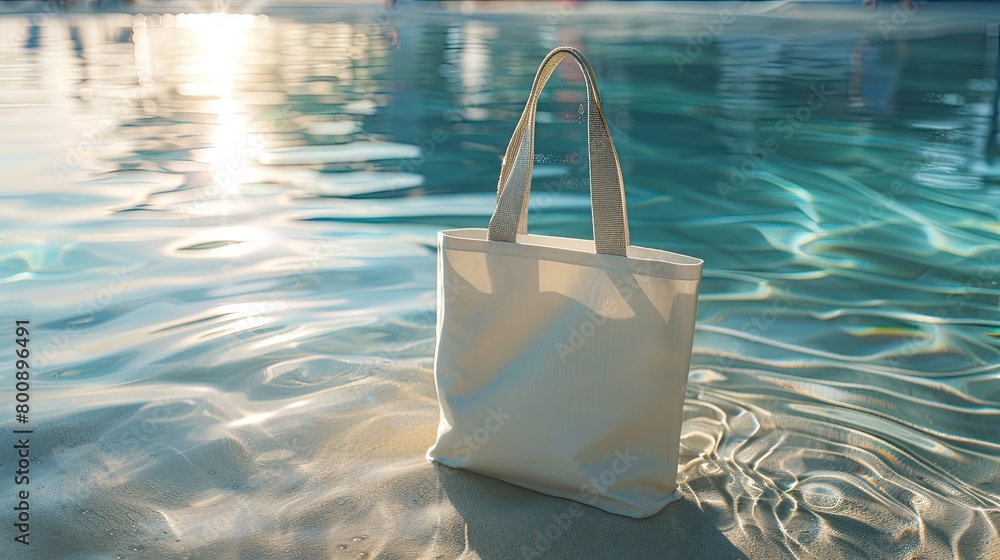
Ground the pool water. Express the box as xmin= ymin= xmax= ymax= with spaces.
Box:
xmin=1 ymin=2 xmax=999 ymax=558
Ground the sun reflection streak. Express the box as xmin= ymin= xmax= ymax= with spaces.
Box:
xmin=199 ymin=15 xmax=249 ymax=198
xmin=229 ymin=399 xmax=310 ymax=427
xmin=166 ymin=14 xmax=270 ymax=213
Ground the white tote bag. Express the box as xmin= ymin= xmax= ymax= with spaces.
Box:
xmin=427 ymin=46 xmax=703 ymax=519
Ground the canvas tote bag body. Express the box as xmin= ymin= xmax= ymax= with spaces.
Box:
xmin=427 ymin=46 xmax=703 ymax=519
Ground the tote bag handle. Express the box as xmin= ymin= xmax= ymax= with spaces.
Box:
xmin=487 ymin=46 xmax=630 ymax=257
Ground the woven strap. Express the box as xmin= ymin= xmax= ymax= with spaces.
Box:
xmin=486 ymin=46 xmax=630 ymax=256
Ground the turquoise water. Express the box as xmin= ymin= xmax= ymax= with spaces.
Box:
xmin=1 ymin=3 xmax=999 ymax=558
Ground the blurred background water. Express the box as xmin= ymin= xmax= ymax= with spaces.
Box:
xmin=1 ymin=2 xmax=999 ymax=558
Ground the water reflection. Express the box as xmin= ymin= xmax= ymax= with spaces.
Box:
xmin=1 ymin=5 xmax=999 ymax=559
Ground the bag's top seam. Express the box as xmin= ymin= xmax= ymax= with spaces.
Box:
xmin=439 ymin=230 xmax=703 ymax=281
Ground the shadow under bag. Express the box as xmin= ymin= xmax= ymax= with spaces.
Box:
xmin=427 ymin=46 xmax=703 ymax=519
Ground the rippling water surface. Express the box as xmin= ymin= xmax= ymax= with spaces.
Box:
xmin=2 ymin=3 xmax=999 ymax=558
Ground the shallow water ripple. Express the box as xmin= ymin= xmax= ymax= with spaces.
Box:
xmin=1 ymin=5 xmax=999 ymax=559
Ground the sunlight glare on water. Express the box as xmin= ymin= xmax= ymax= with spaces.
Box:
xmin=1 ymin=3 xmax=999 ymax=558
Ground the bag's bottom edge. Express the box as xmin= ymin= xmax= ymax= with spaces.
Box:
xmin=425 ymin=453 xmax=682 ymax=519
